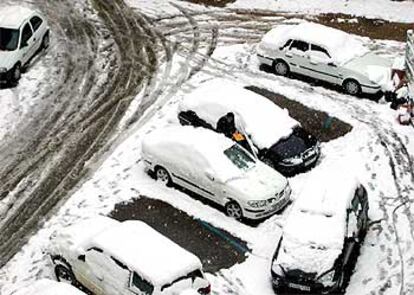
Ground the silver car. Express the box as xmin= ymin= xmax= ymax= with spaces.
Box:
xmin=257 ymin=22 xmax=392 ymax=96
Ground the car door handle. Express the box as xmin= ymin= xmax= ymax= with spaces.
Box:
xmin=285 ymin=53 xmax=293 ymax=58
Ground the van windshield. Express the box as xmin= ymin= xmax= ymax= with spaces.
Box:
xmin=0 ymin=28 xmax=19 ymax=51
xmin=161 ymin=269 xmax=203 ymax=291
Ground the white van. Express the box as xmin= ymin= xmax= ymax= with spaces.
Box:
xmin=48 ymin=217 xmax=211 ymax=295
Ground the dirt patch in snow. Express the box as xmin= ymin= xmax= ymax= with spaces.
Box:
xmin=247 ymin=86 xmax=353 ymax=143
xmin=109 ymin=196 xmax=248 ymax=273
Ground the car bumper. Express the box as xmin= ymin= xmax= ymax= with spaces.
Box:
xmin=243 ymin=186 xmax=291 ymax=219
xmin=272 ymin=276 xmax=341 ymax=294
xmin=0 ymin=70 xmax=11 ymax=82
xmin=276 ymin=150 xmax=320 ymax=176
xmin=360 ymin=83 xmax=382 ymax=94
xmin=257 ymin=54 xmax=273 ymax=67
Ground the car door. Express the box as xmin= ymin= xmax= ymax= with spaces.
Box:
xmin=29 ymin=15 xmax=45 ymax=51
xmin=129 ymin=271 xmax=155 ymax=295
xmin=19 ymin=22 xmax=35 ymax=64
xmin=306 ymin=44 xmax=342 ymax=84
xmin=75 ymin=247 xmax=106 ymax=295
xmin=284 ymin=39 xmax=310 ymax=75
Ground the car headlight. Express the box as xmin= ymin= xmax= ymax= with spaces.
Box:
xmin=317 ymin=269 xmax=336 ymax=287
xmin=281 ymin=156 xmax=303 ymax=165
xmin=247 ymin=200 xmax=267 ymax=208
xmin=0 ymin=67 xmax=7 ymax=73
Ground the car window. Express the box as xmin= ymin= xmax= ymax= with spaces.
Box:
xmin=0 ymin=28 xmax=19 ymax=51
xmin=30 ymin=16 xmax=43 ymax=31
xmin=131 ymin=272 xmax=154 ymax=294
xmin=289 ymin=40 xmax=309 ymax=52
xmin=224 ymin=144 xmax=255 ymax=171
xmin=161 ymin=269 xmax=204 ymax=291
xmin=311 ymin=44 xmax=331 ymax=58
xmin=351 ymin=194 xmax=360 ymax=213
xmin=280 ymin=39 xmax=292 ymax=50
xmin=21 ymin=23 xmax=33 ymax=46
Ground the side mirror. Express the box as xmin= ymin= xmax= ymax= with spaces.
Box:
xmin=78 ymin=254 xmax=85 ymax=262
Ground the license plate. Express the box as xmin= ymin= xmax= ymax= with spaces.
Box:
xmin=289 ymin=282 xmax=311 ymax=292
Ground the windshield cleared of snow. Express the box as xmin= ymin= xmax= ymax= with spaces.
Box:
xmin=224 ymin=144 xmax=256 ymax=171
xmin=0 ymin=28 xmax=19 ymax=51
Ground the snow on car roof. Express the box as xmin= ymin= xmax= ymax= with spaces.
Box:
xmin=275 ymin=166 xmax=360 ymax=275
xmin=142 ymin=125 xmax=244 ymax=181
xmin=91 ymin=220 xmax=202 ymax=286
xmin=0 ymin=6 xmax=35 ymax=29
xmin=179 ymin=79 xmax=299 ymax=150
xmin=12 ymin=279 xmax=86 ymax=295
xmin=261 ymin=22 xmax=368 ymax=65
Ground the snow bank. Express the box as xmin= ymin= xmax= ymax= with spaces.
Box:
xmin=179 ymin=79 xmax=299 ymax=149
xmin=92 ymin=220 xmax=202 ymax=287
xmin=11 ymin=279 xmax=86 ymax=295
xmin=260 ymin=22 xmax=368 ymax=65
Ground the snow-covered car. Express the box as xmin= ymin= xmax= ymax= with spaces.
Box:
xmin=142 ymin=126 xmax=291 ymax=220
xmin=271 ymin=170 xmax=369 ymax=294
xmin=0 ymin=6 xmax=50 ymax=84
xmin=11 ymin=279 xmax=87 ymax=295
xmin=178 ymin=80 xmax=320 ymax=175
xmin=48 ymin=216 xmax=211 ymax=295
xmin=257 ymin=22 xmax=392 ymax=96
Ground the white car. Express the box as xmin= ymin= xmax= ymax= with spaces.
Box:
xmin=257 ymin=22 xmax=392 ymax=95
xmin=0 ymin=6 xmax=50 ymax=84
xmin=141 ymin=126 xmax=291 ymax=220
xmin=271 ymin=168 xmax=369 ymax=294
xmin=11 ymin=279 xmax=87 ymax=295
xmin=48 ymin=216 xmax=211 ymax=295
xmin=178 ymin=79 xmax=320 ymax=175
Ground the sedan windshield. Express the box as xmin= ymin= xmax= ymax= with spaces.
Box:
xmin=0 ymin=28 xmax=19 ymax=51
xmin=224 ymin=144 xmax=255 ymax=171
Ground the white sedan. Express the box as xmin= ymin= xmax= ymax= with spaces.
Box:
xmin=257 ymin=22 xmax=392 ymax=95
xmin=142 ymin=126 xmax=291 ymax=220
xmin=0 ymin=6 xmax=50 ymax=84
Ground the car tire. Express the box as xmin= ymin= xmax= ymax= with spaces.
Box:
xmin=225 ymin=201 xmax=243 ymax=220
xmin=42 ymin=31 xmax=50 ymax=49
xmin=273 ymin=60 xmax=289 ymax=76
xmin=9 ymin=63 xmax=21 ymax=85
xmin=155 ymin=166 xmax=172 ymax=186
xmin=343 ymin=79 xmax=361 ymax=96
xmin=55 ymin=264 xmax=77 ymax=286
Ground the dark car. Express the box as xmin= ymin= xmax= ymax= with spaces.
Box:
xmin=271 ymin=172 xmax=369 ymax=294
xmin=178 ymin=80 xmax=320 ymax=176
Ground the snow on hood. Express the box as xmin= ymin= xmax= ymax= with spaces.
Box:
xmin=259 ymin=22 xmax=369 ymax=65
xmin=226 ymin=162 xmax=287 ymax=202
xmin=344 ymin=52 xmax=392 ymax=89
xmin=179 ymin=79 xmax=299 ymax=150
xmin=12 ymin=279 xmax=87 ymax=295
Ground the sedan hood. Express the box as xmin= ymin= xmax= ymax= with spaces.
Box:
xmin=343 ymin=52 xmax=392 ymax=89
xmin=226 ymin=162 xmax=287 ymax=202
xmin=0 ymin=50 xmax=18 ymax=70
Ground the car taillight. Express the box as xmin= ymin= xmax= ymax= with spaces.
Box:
xmin=198 ymin=284 xmax=211 ymax=294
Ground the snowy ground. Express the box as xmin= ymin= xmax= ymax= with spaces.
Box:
xmin=1 ymin=0 xmax=414 ymax=295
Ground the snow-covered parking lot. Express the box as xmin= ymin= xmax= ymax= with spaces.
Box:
xmin=1 ymin=0 xmax=414 ymax=295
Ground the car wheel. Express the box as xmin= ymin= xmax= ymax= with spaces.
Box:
xmin=55 ymin=265 xmax=77 ymax=286
xmin=42 ymin=32 xmax=50 ymax=49
xmin=343 ymin=79 xmax=361 ymax=96
xmin=155 ymin=166 xmax=172 ymax=186
xmin=273 ymin=60 xmax=289 ymax=76
xmin=11 ymin=63 xmax=21 ymax=83
xmin=225 ymin=201 xmax=243 ymax=220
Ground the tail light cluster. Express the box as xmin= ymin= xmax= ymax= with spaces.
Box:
xmin=198 ymin=284 xmax=211 ymax=294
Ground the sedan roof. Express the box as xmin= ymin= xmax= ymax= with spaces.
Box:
xmin=0 ymin=6 xmax=35 ymax=29
xmin=91 ymin=220 xmax=202 ymax=287
xmin=179 ymin=79 xmax=299 ymax=150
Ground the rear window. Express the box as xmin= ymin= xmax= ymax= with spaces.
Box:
xmin=224 ymin=144 xmax=255 ymax=170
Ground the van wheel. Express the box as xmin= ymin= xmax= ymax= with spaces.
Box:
xmin=42 ymin=32 xmax=50 ymax=49
xmin=343 ymin=79 xmax=361 ymax=96
xmin=155 ymin=166 xmax=172 ymax=186
xmin=273 ymin=60 xmax=289 ymax=76
xmin=225 ymin=201 xmax=243 ymax=220
xmin=55 ymin=265 xmax=77 ymax=286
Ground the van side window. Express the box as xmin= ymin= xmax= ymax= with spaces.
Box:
xmin=30 ymin=16 xmax=43 ymax=32
xmin=131 ymin=272 xmax=154 ymax=294
xmin=21 ymin=23 xmax=33 ymax=46
xmin=289 ymin=40 xmax=309 ymax=52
